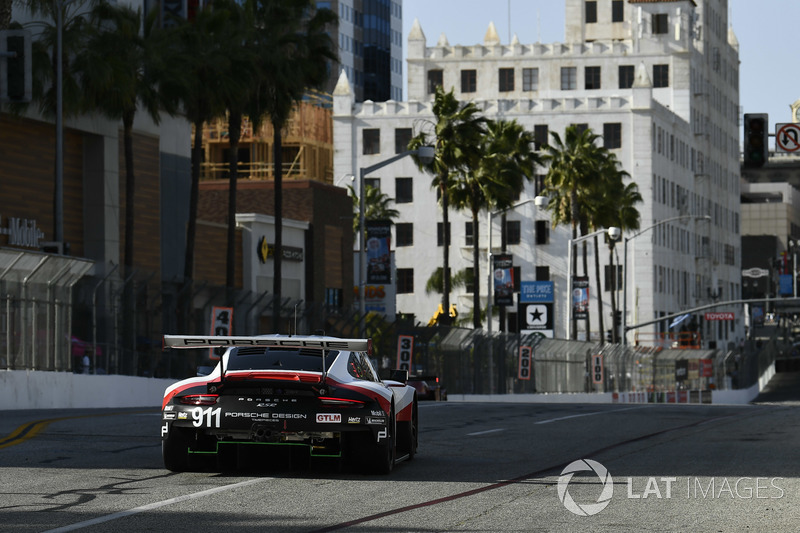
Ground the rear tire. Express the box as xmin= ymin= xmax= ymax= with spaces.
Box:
xmin=162 ymin=426 xmax=189 ymax=472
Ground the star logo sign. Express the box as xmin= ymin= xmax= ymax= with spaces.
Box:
xmin=526 ymin=304 xmax=547 ymax=326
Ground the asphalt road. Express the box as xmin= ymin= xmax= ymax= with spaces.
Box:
xmin=2 ymin=387 xmax=800 ymax=532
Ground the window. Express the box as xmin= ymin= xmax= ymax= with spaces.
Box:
xmin=604 ymin=264 xmax=623 ymax=292
xmin=499 ymin=68 xmax=515 ymax=92
xmin=534 ymin=125 xmax=549 ymax=150
xmin=603 ymin=123 xmax=622 ymax=149
xmin=561 ymin=67 xmax=577 ymax=90
xmin=512 ymin=266 xmax=521 ymax=291
xmin=394 ymin=128 xmax=412 ymax=154
xmin=522 ymin=68 xmax=539 ymax=91
xmin=618 ymin=65 xmax=634 ymax=89
xmin=535 ymin=266 xmax=550 ymax=281
xmin=612 ymin=0 xmax=624 ymax=22
xmin=364 ymin=177 xmax=380 ymax=191
xmin=505 ymin=220 xmax=521 ymax=245
xmin=347 ymin=352 xmax=377 ymax=381
xmin=396 ymin=223 xmax=413 ymax=246
xmin=325 ymin=288 xmax=342 ymax=309
xmin=572 ymin=123 xmax=589 ymax=135
xmin=585 ymin=1 xmax=597 ymax=23
xmin=653 ymin=13 xmax=668 ymax=34
xmin=427 ymin=69 xmax=443 ymax=93
xmin=585 ymin=66 xmax=601 ymax=90
xmin=465 ymin=222 xmax=474 ymax=246
xmin=653 ymin=64 xmax=669 ymax=87
xmin=397 ymin=268 xmax=414 ymax=293
xmin=362 ymin=129 xmax=380 ymax=155
xmin=535 ymin=220 xmax=549 ymax=245
xmin=395 ymin=177 xmax=413 ymax=203
xmin=437 ymin=222 xmax=450 ymax=246
xmin=461 ymin=69 xmax=476 ymax=93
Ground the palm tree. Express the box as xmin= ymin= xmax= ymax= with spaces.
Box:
xmin=1 ymin=0 xmax=11 ymax=29
xmin=541 ymin=125 xmax=604 ymax=339
xmin=410 ymin=87 xmax=486 ymax=326
xmin=450 ymin=119 xmax=539 ymax=328
xmin=169 ymin=2 xmax=238 ymax=328
xmin=74 ymin=1 xmax=176 ymax=278
xmin=245 ymin=0 xmax=336 ymax=331
xmin=347 ymin=184 xmax=400 ymax=239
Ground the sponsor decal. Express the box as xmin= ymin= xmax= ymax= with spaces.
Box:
xmin=163 ymin=412 xmax=176 ymax=420
xmin=177 ymin=412 xmax=188 ymax=420
xmin=366 ymin=417 xmax=386 ymax=425
xmin=371 ymin=410 xmax=384 ymax=416
xmin=163 ymin=405 xmax=174 ymax=412
xmin=225 ymin=412 xmax=308 ymax=419
xmin=705 ymin=312 xmax=734 ymax=321
xmin=377 ymin=428 xmax=388 ymax=442
xmin=161 ymin=424 xmax=169 ymax=437
xmin=316 ymin=413 xmax=342 ymax=423
xmin=256 ymin=403 xmax=278 ymax=408
xmin=348 ymin=417 xmax=361 ymax=424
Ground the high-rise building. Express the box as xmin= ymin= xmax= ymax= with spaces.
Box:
xmin=320 ymin=0 xmax=404 ymax=102
xmin=334 ymin=0 xmax=743 ymax=348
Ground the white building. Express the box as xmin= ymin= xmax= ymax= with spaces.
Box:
xmin=334 ymin=0 xmax=743 ymax=348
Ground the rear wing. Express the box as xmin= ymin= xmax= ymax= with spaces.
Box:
xmin=163 ymin=335 xmax=370 ymax=353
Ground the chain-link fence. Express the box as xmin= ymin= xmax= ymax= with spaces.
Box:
xmin=2 ymin=248 xmax=781 ymax=394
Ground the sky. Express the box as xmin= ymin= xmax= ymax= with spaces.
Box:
xmin=401 ymin=0 xmax=799 ymax=150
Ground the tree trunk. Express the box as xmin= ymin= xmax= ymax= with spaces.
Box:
xmin=226 ymin=111 xmax=242 ymax=306
xmin=182 ymin=118 xmax=204 ymax=332
xmin=471 ymin=205 xmax=481 ymax=329
xmin=499 ymin=212 xmax=507 ymax=332
xmin=272 ymin=125 xmax=283 ymax=332
xmin=594 ymin=234 xmax=605 ymax=345
xmin=440 ymin=176 xmax=451 ymax=326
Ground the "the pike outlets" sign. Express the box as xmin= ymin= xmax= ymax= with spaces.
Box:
xmin=0 ymin=215 xmax=45 ymax=248
xmin=705 ymin=312 xmax=734 ymax=321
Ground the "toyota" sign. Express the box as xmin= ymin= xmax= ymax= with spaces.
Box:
xmin=705 ymin=312 xmax=734 ymax=321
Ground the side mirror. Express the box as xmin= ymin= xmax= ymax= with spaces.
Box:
xmin=389 ymin=369 xmax=409 ymax=384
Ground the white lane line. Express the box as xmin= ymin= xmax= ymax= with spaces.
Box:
xmin=466 ymin=428 xmax=506 ymax=436
xmin=534 ymin=405 xmax=649 ymax=425
xmin=44 ymin=477 xmax=268 ymax=533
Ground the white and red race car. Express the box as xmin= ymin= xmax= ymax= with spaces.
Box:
xmin=161 ymin=334 xmax=418 ymax=474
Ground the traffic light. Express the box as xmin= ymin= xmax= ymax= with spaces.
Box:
xmin=0 ymin=30 xmax=32 ymax=103
xmin=743 ymin=113 xmax=768 ymax=167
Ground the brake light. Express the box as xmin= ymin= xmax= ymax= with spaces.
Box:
xmin=180 ymin=394 xmax=219 ymax=406
xmin=319 ymin=397 xmax=365 ymax=407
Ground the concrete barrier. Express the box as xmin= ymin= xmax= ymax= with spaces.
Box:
xmin=0 ymin=370 xmax=177 ymax=410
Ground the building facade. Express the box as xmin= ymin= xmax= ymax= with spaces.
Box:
xmin=334 ymin=0 xmax=743 ymax=348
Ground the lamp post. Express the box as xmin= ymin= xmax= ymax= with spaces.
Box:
xmin=358 ymin=146 xmax=434 ymax=337
xmin=565 ymin=227 xmax=620 ymax=340
xmin=486 ymin=195 xmax=547 ymax=394
xmin=621 ymin=214 xmax=711 ymax=345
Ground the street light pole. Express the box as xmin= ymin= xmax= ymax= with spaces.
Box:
xmin=358 ymin=146 xmax=434 ymax=338
xmin=565 ymin=227 xmax=620 ymax=340
xmin=621 ymin=214 xmax=711 ymax=345
xmin=485 ymin=196 xmax=546 ymax=394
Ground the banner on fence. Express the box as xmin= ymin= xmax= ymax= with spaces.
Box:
xmin=518 ymin=345 xmax=532 ymax=380
xmin=396 ymin=334 xmax=413 ymax=371
xmin=209 ymin=306 xmax=233 ymax=360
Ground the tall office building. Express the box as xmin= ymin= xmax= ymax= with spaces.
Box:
xmin=320 ymin=0 xmax=404 ymax=102
xmin=335 ymin=0 xmax=743 ymax=348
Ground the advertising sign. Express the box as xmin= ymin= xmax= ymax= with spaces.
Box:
xmin=493 ymin=253 xmax=514 ymax=306
xmin=520 ymin=281 xmax=554 ymax=303
xmin=572 ymin=277 xmax=589 ymax=319
xmin=675 ymin=359 xmax=689 ymax=382
xmin=366 ymin=220 xmax=391 ymax=284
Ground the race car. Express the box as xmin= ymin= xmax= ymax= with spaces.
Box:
xmin=160 ymin=334 xmax=418 ymax=474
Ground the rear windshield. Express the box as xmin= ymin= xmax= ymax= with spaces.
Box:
xmin=227 ymin=347 xmax=340 ymax=372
